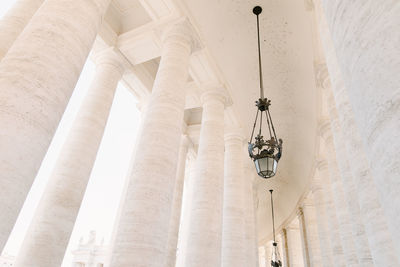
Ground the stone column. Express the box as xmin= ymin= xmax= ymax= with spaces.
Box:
xmin=297 ymin=208 xmax=310 ymax=267
xmin=184 ymin=89 xmax=226 ymax=267
xmin=313 ymin=5 xmax=400 ymax=264
xmin=318 ymin=1 xmax=400 ymax=254
xmin=244 ymin=173 xmax=259 ymax=267
xmin=258 ymin=246 xmax=266 ymax=267
xmin=279 ymin=229 xmax=290 ymax=267
xmin=221 ymin=131 xmax=246 ymax=267
xmin=316 ymin=160 xmax=346 ymax=267
xmin=301 ymin=197 xmax=323 ymax=267
xmin=275 ymin=232 xmax=286 ymax=267
xmin=165 ymin=135 xmax=190 ymax=267
xmin=311 ymin=175 xmax=333 ymax=267
xmin=264 ymin=241 xmax=273 ymax=267
xmin=176 ymin=151 xmax=196 ymax=267
xmin=175 ymin=152 xmax=196 ymax=267
xmin=315 ymin=63 xmax=374 ymax=266
xmin=325 ymin=92 xmax=377 ymax=266
xmin=0 ymin=0 xmax=45 ymax=60
xmin=286 ymin=225 xmax=305 ymax=267
xmin=14 ymin=50 xmax=124 ymax=267
xmin=319 ymin=121 xmax=359 ymax=267
xmin=0 ymin=0 xmax=112 ymax=250
xmin=109 ymin=21 xmax=196 ymax=267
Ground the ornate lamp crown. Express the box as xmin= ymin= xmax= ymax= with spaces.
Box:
xmin=248 ymin=6 xmax=283 ymax=179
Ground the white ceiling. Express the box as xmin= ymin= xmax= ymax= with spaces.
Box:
xmin=101 ymin=0 xmax=320 ymax=244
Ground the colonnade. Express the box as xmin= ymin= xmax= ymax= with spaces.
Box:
xmin=259 ymin=1 xmax=399 ymax=265
xmin=0 ymin=0 xmax=399 ymax=266
xmin=0 ymin=1 xmax=259 ymax=266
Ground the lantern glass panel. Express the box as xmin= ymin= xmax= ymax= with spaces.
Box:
xmin=254 ymin=156 xmax=277 ymax=178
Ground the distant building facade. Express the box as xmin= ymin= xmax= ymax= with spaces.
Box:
xmin=71 ymin=231 xmax=110 ymax=267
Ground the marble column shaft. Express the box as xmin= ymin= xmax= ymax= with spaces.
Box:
xmin=244 ymin=175 xmax=259 ymax=267
xmin=14 ymin=51 xmax=124 ymax=267
xmin=221 ymin=132 xmax=246 ymax=267
xmin=279 ymin=229 xmax=290 ymax=267
xmin=110 ymin=22 xmax=194 ymax=267
xmin=0 ymin=0 xmax=45 ymax=60
xmin=175 ymin=154 xmax=196 ymax=267
xmin=320 ymin=122 xmax=359 ymax=267
xmin=316 ymin=161 xmax=346 ymax=267
xmin=325 ymin=90 xmax=374 ymax=266
xmin=319 ymin=0 xmax=400 ymax=254
xmin=264 ymin=241 xmax=273 ymax=267
xmin=297 ymin=208 xmax=310 ymax=267
xmin=0 ymin=0 xmax=112 ymax=251
xmin=258 ymin=246 xmax=266 ymax=267
xmin=313 ymin=3 xmax=400 ymax=264
xmin=286 ymin=226 xmax=305 ymax=267
xmin=301 ymin=200 xmax=323 ymax=267
xmin=275 ymin=234 xmax=285 ymax=267
xmin=311 ymin=178 xmax=334 ymax=267
xmin=184 ymin=89 xmax=225 ymax=267
xmin=165 ymin=135 xmax=190 ymax=267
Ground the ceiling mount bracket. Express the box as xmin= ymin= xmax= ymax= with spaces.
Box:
xmin=253 ymin=6 xmax=262 ymax=15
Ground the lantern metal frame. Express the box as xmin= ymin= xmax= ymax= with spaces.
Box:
xmin=248 ymin=6 xmax=283 ymax=179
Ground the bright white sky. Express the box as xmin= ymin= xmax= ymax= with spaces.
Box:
xmin=0 ymin=2 xmax=141 ymax=266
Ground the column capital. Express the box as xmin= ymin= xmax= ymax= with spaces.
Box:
xmin=162 ymin=18 xmax=202 ymax=53
xmin=302 ymin=193 xmax=315 ymax=208
xmin=286 ymin=225 xmax=299 ymax=231
xmin=93 ymin=48 xmax=126 ymax=75
xmin=314 ymin=61 xmax=330 ymax=90
xmin=310 ymin=182 xmax=323 ymax=193
xmin=180 ymin=134 xmax=192 ymax=150
xmin=200 ymin=88 xmax=228 ymax=106
xmin=316 ymin=157 xmax=329 ymax=171
xmin=296 ymin=207 xmax=304 ymax=217
xmin=224 ymin=128 xmax=245 ymax=145
xmin=318 ymin=117 xmax=333 ymax=142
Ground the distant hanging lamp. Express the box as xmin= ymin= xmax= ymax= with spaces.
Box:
xmin=269 ymin=190 xmax=282 ymax=267
xmin=248 ymin=6 xmax=283 ymax=179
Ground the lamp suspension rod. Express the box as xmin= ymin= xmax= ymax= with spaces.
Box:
xmin=269 ymin=189 xmax=276 ymax=242
xmin=255 ymin=8 xmax=265 ymax=100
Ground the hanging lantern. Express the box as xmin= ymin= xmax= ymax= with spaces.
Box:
xmin=269 ymin=190 xmax=282 ymax=267
xmin=248 ymin=6 xmax=283 ymax=179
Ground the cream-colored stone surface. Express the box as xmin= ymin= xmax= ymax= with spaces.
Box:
xmin=184 ymin=89 xmax=225 ymax=267
xmin=258 ymin=246 xmax=266 ymax=267
xmin=221 ymin=131 xmax=246 ymax=267
xmin=316 ymin=161 xmax=345 ymax=267
xmin=14 ymin=51 xmax=124 ymax=267
xmin=323 ymin=87 xmax=374 ymax=266
xmin=301 ymin=198 xmax=323 ymax=267
xmin=297 ymin=208 xmax=310 ymax=267
xmin=165 ymin=135 xmax=190 ymax=267
xmin=264 ymin=241 xmax=273 ymax=267
xmin=175 ymin=154 xmax=196 ymax=267
xmin=0 ymin=0 xmax=44 ymax=60
xmin=244 ymin=174 xmax=259 ymax=267
xmin=320 ymin=121 xmax=359 ymax=267
xmin=277 ymin=231 xmax=289 ymax=267
xmin=109 ymin=21 xmax=194 ymax=267
xmin=0 ymin=0 xmax=112 ymax=251
xmin=314 ymin=3 xmax=400 ymax=264
xmin=311 ymin=176 xmax=334 ymax=267
xmin=286 ymin=225 xmax=305 ymax=267
xmin=319 ymin=0 xmax=400 ymax=255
